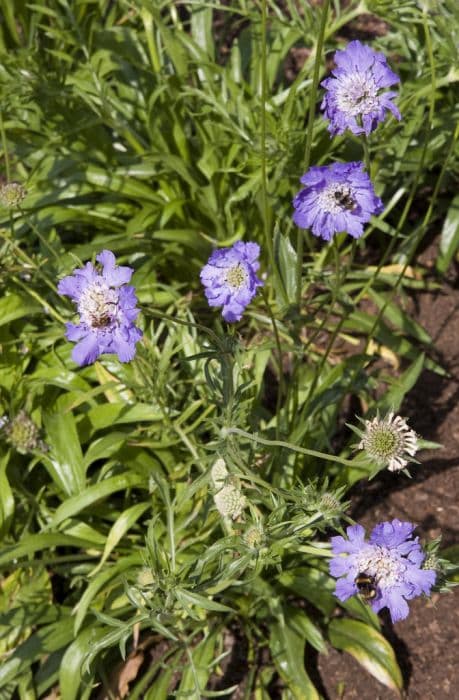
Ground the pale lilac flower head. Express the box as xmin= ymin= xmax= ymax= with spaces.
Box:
xmin=330 ymin=519 xmax=436 ymax=623
xmin=292 ymin=161 xmax=383 ymax=241
xmin=58 ymin=250 xmax=142 ymax=366
xmin=200 ymin=241 xmax=263 ymax=322
xmin=321 ymin=40 xmax=401 ymax=136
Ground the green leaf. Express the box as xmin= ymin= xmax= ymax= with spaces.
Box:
xmin=175 ymin=588 xmax=234 ymax=614
xmin=328 ymin=618 xmax=403 ymax=695
xmin=92 ymin=502 xmax=150 ymax=572
xmin=73 ymin=554 xmax=142 ymax=634
xmin=367 ymin=288 xmax=431 ymax=344
xmin=285 ymin=606 xmax=327 ymax=654
xmin=278 ymin=567 xmax=336 ymax=616
xmin=49 ymin=472 xmax=146 ymax=528
xmin=0 ymin=452 xmax=14 ymax=538
xmin=60 ymin=627 xmax=107 ymax=700
xmin=437 ymin=194 xmax=459 ymax=273
xmin=0 ymin=614 xmax=74 ymax=687
xmin=273 ymin=225 xmax=297 ymax=307
xmin=270 ymin=618 xmax=320 ymax=700
xmin=0 ymin=534 xmax=101 ymax=567
xmin=85 ymin=403 xmax=163 ymax=432
xmin=43 ymin=398 xmax=86 ymax=496
xmin=378 ymin=353 xmax=425 ymax=413
xmin=0 ymin=293 xmax=41 ymax=327
xmin=82 ymin=432 xmax=127 ymax=469
xmin=177 ymin=630 xmax=218 ymax=697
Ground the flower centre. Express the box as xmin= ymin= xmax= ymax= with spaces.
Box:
xmin=78 ymin=281 xmax=118 ymax=330
xmin=365 ymin=425 xmax=402 ymax=460
xmin=226 ymin=264 xmax=248 ymax=289
xmin=319 ymin=184 xmax=356 ymax=214
xmin=357 ymin=545 xmax=405 ymax=588
xmin=336 ymin=71 xmax=379 ymax=116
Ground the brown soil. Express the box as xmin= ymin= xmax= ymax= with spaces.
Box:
xmin=317 ymin=241 xmax=459 ymax=699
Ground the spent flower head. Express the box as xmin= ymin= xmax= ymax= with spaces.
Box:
xmin=57 ymin=250 xmax=142 ymax=366
xmin=292 ymin=161 xmax=383 ymax=241
xmin=330 ymin=519 xmax=436 ymax=623
xmin=0 ymin=182 xmax=27 ymax=209
xmin=356 ymin=412 xmax=419 ymax=472
xmin=321 ymin=40 xmax=401 ymax=136
xmin=214 ymin=484 xmax=246 ymax=520
xmin=200 ymin=241 xmax=263 ymax=322
xmin=1 ymin=410 xmax=46 ymax=454
xmin=243 ymin=523 xmax=265 ymax=550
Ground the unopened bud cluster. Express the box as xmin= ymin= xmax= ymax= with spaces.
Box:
xmin=211 ymin=458 xmax=246 ymax=520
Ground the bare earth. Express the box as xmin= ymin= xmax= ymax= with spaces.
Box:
xmin=318 ymin=244 xmax=459 ymax=699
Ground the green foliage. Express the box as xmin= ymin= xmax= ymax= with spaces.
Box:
xmin=0 ymin=0 xmax=457 ymax=697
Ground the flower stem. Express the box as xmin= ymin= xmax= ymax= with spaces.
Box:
xmin=261 ymin=287 xmax=285 ymax=437
xmin=260 ymin=0 xmax=275 ymax=279
xmin=361 ymin=134 xmax=372 ymax=175
xmin=295 ymin=0 xmax=330 ymax=308
xmin=225 ymin=427 xmax=364 ymax=469
xmin=0 ymin=110 xmax=11 ymax=182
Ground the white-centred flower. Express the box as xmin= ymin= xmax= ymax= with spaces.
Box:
xmin=356 ymin=411 xmax=419 ymax=472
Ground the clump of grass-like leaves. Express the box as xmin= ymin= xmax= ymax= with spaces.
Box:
xmin=0 ymin=0 xmax=458 ymax=697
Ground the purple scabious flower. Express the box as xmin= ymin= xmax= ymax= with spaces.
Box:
xmin=321 ymin=40 xmax=401 ymax=136
xmin=200 ymin=241 xmax=263 ymax=322
xmin=330 ymin=519 xmax=436 ymax=623
xmin=58 ymin=250 xmax=142 ymax=366
xmin=292 ymin=161 xmax=383 ymax=241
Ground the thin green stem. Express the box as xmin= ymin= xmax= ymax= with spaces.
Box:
xmin=422 ymin=7 xmax=436 ymax=125
xmin=261 ymin=288 xmax=284 ymax=437
xmin=225 ymin=427 xmax=364 ymax=469
xmin=0 ymin=110 xmax=11 ymax=182
xmin=295 ymin=239 xmax=356 ymax=426
xmin=295 ymin=0 xmax=330 ymax=307
xmin=260 ymin=1 xmax=273 ymax=268
xmin=361 ymin=135 xmax=372 ymax=175
xmin=13 ymin=277 xmax=67 ymax=324
xmin=140 ymin=8 xmax=162 ymax=74
xmin=0 ymin=223 xmax=60 ymax=296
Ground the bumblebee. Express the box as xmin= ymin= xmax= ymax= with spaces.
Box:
xmin=354 ymin=572 xmax=378 ymax=600
xmin=334 ymin=190 xmax=356 ymax=211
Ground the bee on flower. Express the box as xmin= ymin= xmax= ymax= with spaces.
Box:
xmin=57 ymin=250 xmax=142 ymax=366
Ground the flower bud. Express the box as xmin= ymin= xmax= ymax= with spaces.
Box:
xmin=0 ymin=182 xmax=26 ymax=209
xmin=214 ymin=484 xmax=246 ymax=520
